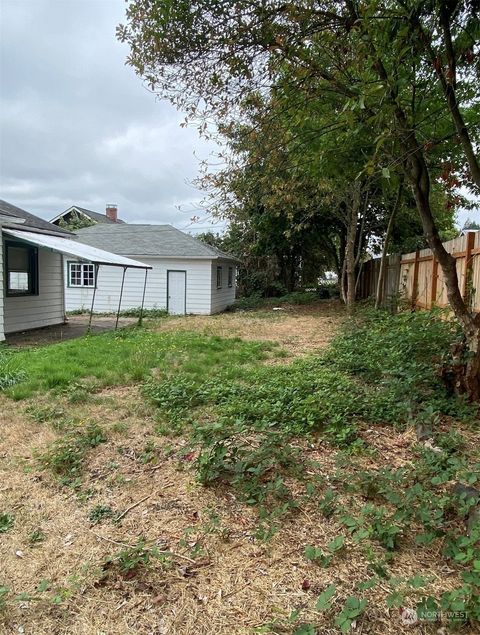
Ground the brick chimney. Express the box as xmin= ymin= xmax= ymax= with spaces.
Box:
xmin=106 ymin=204 xmax=118 ymax=222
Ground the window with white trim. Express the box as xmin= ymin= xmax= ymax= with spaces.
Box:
xmin=228 ymin=266 xmax=234 ymax=288
xmin=216 ymin=266 xmax=223 ymax=289
xmin=68 ymin=262 xmax=96 ymax=287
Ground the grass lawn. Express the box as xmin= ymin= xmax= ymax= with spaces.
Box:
xmin=0 ymin=301 xmax=479 ymax=635
xmin=3 ymin=328 xmax=277 ymax=400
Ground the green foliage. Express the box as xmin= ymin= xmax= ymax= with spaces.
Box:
xmin=233 ymin=291 xmax=326 ymax=311
xmin=105 ymin=538 xmax=170 ymax=574
xmin=316 ymin=584 xmax=337 ymax=612
xmin=58 ymin=211 xmax=95 ymax=231
xmin=117 ymin=307 xmax=168 ymax=319
xmin=88 ymin=505 xmax=115 ymax=525
xmin=0 ymin=350 xmax=26 ymax=389
xmin=0 ymin=586 xmax=9 ymax=611
xmin=0 ymin=513 xmax=14 ymax=534
xmin=318 ymin=488 xmax=338 ymax=519
xmin=292 ymin=624 xmax=316 ymax=635
xmin=145 ymin=307 xmax=473 ymax=514
xmin=3 ymin=329 xmax=270 ymax=399
xmin=334 ymin=597 xmax=368 ymax=633
xmin=28 ymin=529 xmax=46 ymax=545
xmin=38 ymin=422 xmax=107 ymax=485
xmin=304 ymin=535 xmax=345 ymax=568
xmin=327 ymin=308 xmax=472 ymax=423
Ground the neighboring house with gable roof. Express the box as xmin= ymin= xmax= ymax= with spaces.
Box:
xmin=60 ymin=224 xmax=240 ymax=315
xmin=50 ymin=203 xmax=125 ymax=227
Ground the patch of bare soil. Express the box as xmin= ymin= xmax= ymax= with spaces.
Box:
xmin=5 ymin=317 xmax=138 ymax=348
xmin=155 ymin=300 xmax=344 ymax=357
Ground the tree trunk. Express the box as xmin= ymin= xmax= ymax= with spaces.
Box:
xmin=465 ymin=329 xmax=480 ymax=401
xmin=340 ymin=258 xmax=347 ymax=304
xmin=344 ymin=184 xmax=360 ymax=313
xmin=406 ymin=147 xmax=480 ymax=400
xmin=375 ymin=179 xmax=403 ymax=309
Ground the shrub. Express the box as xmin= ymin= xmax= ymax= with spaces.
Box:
xmin=326 ymin=307 xmax=473 ymax=424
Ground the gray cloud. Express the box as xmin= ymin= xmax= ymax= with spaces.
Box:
xmin=0 ymin=0 xmax=219 ymax=231
xmin=1 ymin=1 xmax=474 ymax=234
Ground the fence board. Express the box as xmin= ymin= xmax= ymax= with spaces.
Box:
xmin=357 ymin=231 xmax=480 ymax=312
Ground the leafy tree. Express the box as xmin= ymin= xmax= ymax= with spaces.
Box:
xmin=463 ymin=217 xmax=480 ymax=231
xmin=58 ymin=211 xmax=95 ymax=231
xmin=119 ymin=0 xmax=480 ymax=397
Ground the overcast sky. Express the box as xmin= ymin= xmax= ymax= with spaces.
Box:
xmin=0 ymin=0 xmax=476 ymax=232
xmin=0 ymin=0 xmax=220 ymax=232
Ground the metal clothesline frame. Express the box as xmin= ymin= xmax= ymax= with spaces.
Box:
xmin=86 ymin=263 xmax=150 ymax=335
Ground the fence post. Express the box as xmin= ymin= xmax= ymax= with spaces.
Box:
xmin=430 ymin=257 xmax=438 ymax=309
xmin=463 ymin=231 xmax=476 ymax=304
xmin=411 ymin=250 xmax=420 ymax=309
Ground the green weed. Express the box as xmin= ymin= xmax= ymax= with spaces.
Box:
xmin=88 ymin=505 xmax=115 ymax=525
xmin=28 ymin=528 xmax=46 ymax=545
xmin=0 ymin=349 xmax=26 ymax=389
xmin=0 ymin=513 xmax=14 ymax=533
xmin=38 ymin=422 xmax=107 ymax=485
xmin=105 ymin=538 xmax=170 ymax=574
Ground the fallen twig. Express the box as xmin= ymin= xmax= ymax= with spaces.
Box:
xmin=116 ymin=494 xmax=151 ymax=521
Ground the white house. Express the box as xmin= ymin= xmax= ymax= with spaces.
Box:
xmin=0 ymin=200 xmax=150 ymax=341
xmin=61 ymin=223 xmax=239 ymax=315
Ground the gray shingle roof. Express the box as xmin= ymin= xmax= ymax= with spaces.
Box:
xmin=0 ymin=199 xmax=73 ymax=235
xmin=74 ymin=224 xmax=240 ymax=261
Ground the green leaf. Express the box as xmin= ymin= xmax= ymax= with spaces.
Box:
xmin=382 ymin=167 xmax=390 ymax=179
xmin=328 ymin=535 xmax=345 ymax=552
xmin=407 ymin=575 xmax=427 ymax=589
xmin=293 ymin=624 xmax=316 ymax=635
xmin=357 ymin=578 xmax=377 ymax=591
xmin=316 ymin=584 xmax=336 ymax=611
xmin=36 ymin=579 xmax=49 ymax=593
xmin=386 ymin=591 xmax=403 ymax=608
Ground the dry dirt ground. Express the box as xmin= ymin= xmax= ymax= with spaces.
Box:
xmin=5 ymin=316 xmax=138 ymax=348
xmin=155 ymin=300 xmax=343 ymax=357
xmin=0 ymin=303 xmax=474 ymax=635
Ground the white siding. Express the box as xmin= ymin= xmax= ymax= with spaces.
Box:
xmin=65 ymin=257 xmax=214 ymax=315
xmin=210 ymin=260 xmax=236 ymax=314
xmin=3 ymin=247 xmax=65 ymax=334
xmin=0 ymin=231 xmax=4 ymax=341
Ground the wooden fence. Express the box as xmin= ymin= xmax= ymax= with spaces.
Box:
xmin=357 ymin=231 xmax=480 ymax=311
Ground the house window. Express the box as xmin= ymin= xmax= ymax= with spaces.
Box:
xmin=5 ymin=242 xmax=38 ymax=296
xmin=216 ymin=266 xmax=223 ymax=289
xmin=68 ymin=262 xmax=96 ymax=287
xmin=228 ymin=267 xmax=234 ymax=288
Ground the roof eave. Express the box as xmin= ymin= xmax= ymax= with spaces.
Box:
xmin=1 ymin=223 xmax=75 ymax=238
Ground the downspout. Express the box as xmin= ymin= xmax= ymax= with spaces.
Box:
xmin=61 ymin=255 xmax=67 ymax=324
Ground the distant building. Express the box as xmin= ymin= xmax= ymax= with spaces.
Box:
xmin=60 ymin=223 xmax=240 ymax=315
